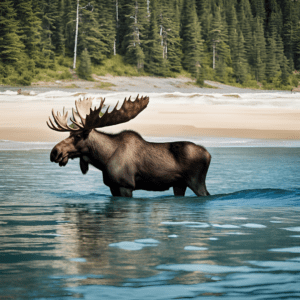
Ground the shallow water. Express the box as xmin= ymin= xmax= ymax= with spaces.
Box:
xmin=0 ymin=145 xmax=299 ymax=299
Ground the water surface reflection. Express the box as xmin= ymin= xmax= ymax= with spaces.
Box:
xmin=0 ymin=148 xmax=299 ymax=299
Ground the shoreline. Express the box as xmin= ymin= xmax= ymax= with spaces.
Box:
xmin=0 ymin=77 xmax=299 ymax=143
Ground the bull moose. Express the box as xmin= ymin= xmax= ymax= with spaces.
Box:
xmin=47 ymin=95 xmax=211 ymax=197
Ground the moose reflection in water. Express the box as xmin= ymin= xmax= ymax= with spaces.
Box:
xmin=47 ymin=96 xmax=211 ymax=197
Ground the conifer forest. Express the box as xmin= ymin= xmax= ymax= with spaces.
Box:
xmin=1 ymin=0 xmax=300 ymax=88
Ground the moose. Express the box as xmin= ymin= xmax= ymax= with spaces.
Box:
xmin=47 ymin=95 xmax=211 ymax=197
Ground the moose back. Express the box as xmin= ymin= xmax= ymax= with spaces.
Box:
xmin=47 ymin=96 xmax=211 ymax=197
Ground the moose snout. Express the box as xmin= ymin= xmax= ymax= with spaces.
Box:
xmin=50 ymin=144 xmax=70 ymax=167
xmin=50 ymin=148 xmax=62 ymax=162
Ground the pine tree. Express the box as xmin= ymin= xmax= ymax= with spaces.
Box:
xmin=63 ymin=0 xmax=76 ymax=56
xmin=96 ymin=0 xmax=116 ymax=57
xmin=144 ymin=0 xmax=165 ymax=75
xmin=233 ymin=30 xmax=248 ymax=83
xmin=293 ymin=0 xmax=300 ymax=70
xmin=279 ymin=0 xmax=297 ymax=71
xmin=121 ymin=0 xmax=146 ymax=69
xmin=0 ymin=0 xmax=25 ymax=64
xmin=156 ymin=0 xmax=182 ymax=74
xmin=265 ymin=0 xmax=282 ymax=38
xmin=197 ymin=0 xmax=213 ymax=42
xmin=77 ymin=48 xmax=92 ymax=80
xmin=252 ymin=17 xmax=266 ymax=81
xmin=181 ymin=0 xmax=203 ymax=77
xmin=165 ymin=0 xmax=182 ymax=73
xmin=53 ymin=0 xmax=65 ymax=55
xmin=250 ymin=0 xmax=266 ymax=21
xmin=37 ymin=0 xmax=58 ymax=67
xmin=13 ymin=0 xmax=41 ymax=60
xmin=280 ymin=55 xmax=289 ymax=85
xmin=237 ymin=0 xmax=253 ymax=66
xmin=209 ymin=5 xmax=230 ymax=71
xmin=78 ymin=1 xmax=108 ymax=64
xmin=295 ymin=19 xmax=300 ymax=70
xmin=265 ymin=36 xmax=278 ymax=80
xmin=226 ymin=4 xmax=238 ymax=52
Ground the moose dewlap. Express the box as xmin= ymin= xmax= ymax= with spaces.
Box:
xmin=47 ymin=96 xmax=211 ymax=197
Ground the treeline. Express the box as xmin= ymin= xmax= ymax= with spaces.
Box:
xmin=1 ymin=0 xmax=300 ymax=87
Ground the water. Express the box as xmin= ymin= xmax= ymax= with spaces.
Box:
xmin=1 ymin=145 xmax=300 ymax=299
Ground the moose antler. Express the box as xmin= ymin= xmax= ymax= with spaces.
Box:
xmin=47 ymin=95 xmax=149 ymax=132
xmin=47 ymin=107 xmax=81 ymax=132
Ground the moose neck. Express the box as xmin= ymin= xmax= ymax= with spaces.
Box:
xmin=86 ymin=129 xmax=117 ymax=170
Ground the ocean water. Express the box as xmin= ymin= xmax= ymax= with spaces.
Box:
xmin=0 ymin=144 xmax=300 ymax=300
xmin=0 ymin=88 xmax=300 ymax=299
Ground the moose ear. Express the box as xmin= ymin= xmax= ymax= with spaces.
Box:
xmin=80 ymin=157 xmax=89 ymax=174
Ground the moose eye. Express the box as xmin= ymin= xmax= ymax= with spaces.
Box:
xmin=74 ymin=134 xmax=82 ymax=140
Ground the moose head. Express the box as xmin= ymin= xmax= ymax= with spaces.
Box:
xmin=47 ymin=95 xmax=149 ymax=171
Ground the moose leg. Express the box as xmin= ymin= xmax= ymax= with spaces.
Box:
xmin=110 ymin=186 xmax=133 ymax=197
xmin=186 ymin=164 xmax=210 ymax=197
xmin=188 ymin=180 xmax=209 ymax=197
xmin=173 ymin=183 xmax=187 ymax=196
xmin=119 ymin=187 xmax=133 ymax=197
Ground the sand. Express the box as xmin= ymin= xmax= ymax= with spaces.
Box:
xmin=0 ymin=77 xmax=300 ymax=142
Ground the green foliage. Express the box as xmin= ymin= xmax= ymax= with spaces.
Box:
xmin=181 ymin=0 xmax=202 ymax=77
xmin=144 ymin=0 xmax=165 ymax=76
xmin=77 ymin=49 xmax=93 ymax=80
xmin=0 ymin=0 xmax=25 ymax=64
xmin=1 ymin=0 xmax=300 ymax=88
xmin=93 ymin=54 xmax=144 ymax=77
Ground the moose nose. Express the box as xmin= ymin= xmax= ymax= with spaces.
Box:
xmin=50 ymin=148 xmax=61 ymax=162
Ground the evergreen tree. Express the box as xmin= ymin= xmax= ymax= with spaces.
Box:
xmin=165 ymin=0 xmax=182 ymax=73
xmin=280 ymin=55 xmax=289 ymax=85
xmin=250 ymin=0 xmax=265 ymax=21
xmin=226 ymin=4 xmax=238 ymax=52
xmin=144 ymin=0 xmax=165 ymax=75
xmin=265 ymin=0 xmax=282 ymax=38
xmin=78 ymin=1 xmax=108 ymax=64
xmin=197 ymin=0 xmax=213 ymax=43
xmin=265 ymin=36 xmax=278 ymax=80
xmin=181 ymin=0 xmax=203 ymax=77
xmin=252 ymin=17 xmax=266 ymax=81
xmin=209 ymin=5 xmax=230 ymax=71
xmin=121 ymin=0 xmax=146 ymax=69
xmin=13 ymin=0 xmax=41 ymax=60
xmin=63 ymin=0 xmax=76 ymax=56
xmin=295 ymin=19 xmax=300 ymax=70
xmin=237 ymin=0 xmax=253 ymax=65
xmin=37 ymin=0 xmax=58 ymax=67
xmin=279 ymin=0 xmax=297 ymax=71
xmin=53 ymin=0 xmax=65 ymax=55
xmin=233 ymin=30 xmax=248 ymax=83
xmin=0 ymin=0 xmax=25 ymax=64
xmin=77 ymin=48 xmax=92 ymax=80
xmin=157 ymin=0 xmax=182 ymax=73
xmin=96 ymin=0 xmax=116 ymax=57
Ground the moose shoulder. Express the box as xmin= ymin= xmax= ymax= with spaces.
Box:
xmin=47 ymin=96 xmax=211 ymax=197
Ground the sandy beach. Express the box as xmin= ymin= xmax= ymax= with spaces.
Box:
xmin=0 ymin=77 xmax=299 ymax=142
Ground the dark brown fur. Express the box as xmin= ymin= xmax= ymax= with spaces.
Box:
xmin=50 ymin=129 xmax=211 ymax=197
